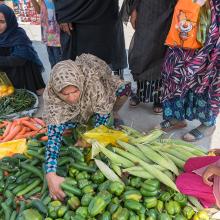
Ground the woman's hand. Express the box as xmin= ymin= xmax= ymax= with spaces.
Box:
xmin=202 ymin=165 xmax=220 ymax=186
xmin=130 ymin=9 xmax=137 ymax=29
xmin=46 ymin=172 xmax=65 ymax=201
xmin=59 ymin=23 xmax=73 ymax=35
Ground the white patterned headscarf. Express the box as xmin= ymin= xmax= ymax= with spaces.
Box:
xmin=43 ymin=53 xmax=125 ymax=125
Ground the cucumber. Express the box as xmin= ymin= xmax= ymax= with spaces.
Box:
xmin=20 ymin=163 xmax=43 ymax=180
xmin=61 ymin=182 xmax=82 ymax=196
xmin=70 ymin=163 xmax=96 ymax=173
xmin=16 ymin=172 xmax=32 ymax=184
xmin=9 ymin=210 xmax=17 ymax=220
xmin=17 ymin=179 xmax=41 ymax=196
xmin=42 ymin=196 xmax=52 ymax=206
xmin=1 ymin=202 xmax=11 ymax=220
xmin=30 ymin=199 xmax=48 ymax=216
xmin=26 ymin=150 xmax=45 ymax=161
xmin=12 ymin=184 xmax=27 ymax=195
xmin=24 ymin=186 xmax=42 ymax=199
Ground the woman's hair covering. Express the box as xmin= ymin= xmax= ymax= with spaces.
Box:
xmin=0 ymin=4 xmax=43 ymax=69
xmin=43 ymin=53 xmax=125 ymax=125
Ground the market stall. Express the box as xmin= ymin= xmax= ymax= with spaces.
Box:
xmin=0 ymin=119 xmax=217 ymax=220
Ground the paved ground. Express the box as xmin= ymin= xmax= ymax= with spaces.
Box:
xmin=20 ymin=22 xmax=220 ymax=151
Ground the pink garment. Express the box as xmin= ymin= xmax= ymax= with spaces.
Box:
xmin=176 ymin=156 xmax=220 ymax=208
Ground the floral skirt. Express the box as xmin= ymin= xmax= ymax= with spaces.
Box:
xmin=163 ymin=90 xmax=217 ymax=126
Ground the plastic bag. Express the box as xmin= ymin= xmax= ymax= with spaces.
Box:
xmin=0 ymin=138 xmax=27 ymax=159
xmin=165 ymin=0 xmax=202 ymax=49
xmin=82 ymin=125 xmax=128 ymax=146
xmin=0 ymin=72 xmax=15 ymax=98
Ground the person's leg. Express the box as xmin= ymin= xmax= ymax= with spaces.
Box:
xmin=113 ymin=69 xmax=124 ymax=80
xmin=129 ymin=81 xmax=140 ymax=107
xmin=52 ymin=47 xmax=62 ymax=67
xmin=46 ymin=46 xmax=56 ymax=68
xmin=113 ymin=83 xmax=131 ymax=128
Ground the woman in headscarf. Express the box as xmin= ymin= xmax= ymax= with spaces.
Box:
xmin=0 ymin=4 xmax=45 ymax=95
xmin=43 ymin=54 xmax=131 ymax=200
xmin=53 ymin=0 xmax=127 ymax=78
xmin=159 ymin=0 xmax=220 ymax=142
xmin=121 ymin=0 xmax=176 ymax=113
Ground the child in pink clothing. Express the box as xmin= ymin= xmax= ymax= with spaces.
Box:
xmin=176 ymin=155 xmax=220 ymax=208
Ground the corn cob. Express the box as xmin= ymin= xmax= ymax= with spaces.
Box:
xmin=135 ymin=144 xmax=179 ymax=175
xmin=117 ymin=140 xmax=152 ymax=163
xmin=111 ymin=163 xmax=122 ymax=177
xmin=123 ymin=170 xmax=154 ymax=179
xmin=130 ymin=129 xmax=164 ymax=144
xmin=163 ymin=153 xmax=185 ymax=169
xmin=97 ymin=143 xmax=134 ymax=168
xmin=112 ymin=147 xmax=179 ymax=191
xmin=121 ymin=125 xmax=143 ymax=138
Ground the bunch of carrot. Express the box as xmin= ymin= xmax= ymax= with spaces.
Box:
xmin=0 ymin=117 xmax=48 ymax=142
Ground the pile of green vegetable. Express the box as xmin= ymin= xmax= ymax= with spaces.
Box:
xmin=0 ymin=89 xmax=36 ymax=117
xmin=0 ymin=128 xmax=210 ymax=220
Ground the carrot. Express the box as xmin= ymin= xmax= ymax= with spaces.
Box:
xmin=0 ymin=121 xmax=7 ymax=129
xmin=15 ymin=117 xmax=30 ymax=123
xmin=39 ymin=136 xmax=48 ymax=141
xmin=2 ymin=122 xmax=12 ymax=138
xmin=33 ymin=117 xmax=46 ymax=127
xmin=15 ymin=127 xmax=27 ymax=138
xmin=21 ymin=120 xmax=39 ymax=131
xmin=2 ymin=124 xmax=22 ymax=142
xmin=15 ymin=131 xmax=38 ymax=140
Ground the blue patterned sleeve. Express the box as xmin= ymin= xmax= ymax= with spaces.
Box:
xmin=94 ymin=113 xmax=111 ymax=127
xmin=45 ymin=122 xmax=77 ymax=173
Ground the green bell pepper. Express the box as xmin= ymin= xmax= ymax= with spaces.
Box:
xmin=130 ymin=177 xmax=142 ymax=188
xmin=142 ymin=179 xmax=160 ymax=191
xmin=81 ymin=193 xmax=93 ymax=206
xmin=144 ymin=197 xmax=158 ymax=209
xmin=112 ymin=207 xmax=129 ymax=220
xmin=76 ymin=171 xmax=89 ymax=180
xmin=183 ymin=206 xmax=196 ymax=220
xmin=98 ymin=180 xmax=111 ymax=191
xmin=140 ymin=188 xmax=159 ymax=197
xmin=82 ymin=184 xmax=94 ymax=194
xmin=156 ymin=200 xmax=164 ymax=213
xmin=138 ymin=207 xmax=145 ymax=220
xmin=112 ymin=197 xmax=120 ymax=204
xmin=64 ymin=211 xmax=75 ymax=220
xmin=68 ymin=196 xmax=80 ymax=210
xmin=77 ymin=179 xmax=91 ymax=189
xmin=146 ymin=209 xmax=158 ymax=220
xmin=71 ymin=214 xmax=85 ymax=220
xmin=109 ymin=181 xmax=125 ymax=196
xmin=57 ymin=206 xmax=68 ymax=217
xmin=99 ymin=211 xmax=111 ymax=220
xmin=75 ymin=207 xmax=88 ymax=218
xmin=107 ymin=203 xmax=119 ymax=214
xmin=123 ymin=190 xmax=142 ymax=202
xmin=19 ymin=209 xmax=43 ymax=220
xmin=175 ymin=214 xmax=187 ymax=220
xmin=124 ymin=200 xmax=144 ymax=212
xmin=91 ymin=170 xmax=105 ymax=184
xmin=88 ymin=191 xmax=112 ymax=217
xmin=158 ymin=213 xmax=172 ymax=220
xmin=174 ymin=193 xmax=188 ymax=207
xmin=48 ymin=200 xmax=62 ymax=218
xmin=165 ymin=201 xmax=181 ymax=215
xmin=69 ymin=167 xmax=79 ymax=177
xmin=160 ymin=192 xmax=172 ymax=202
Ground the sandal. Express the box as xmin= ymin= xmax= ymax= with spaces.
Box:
xmin=158 ymin=119 xmax=187 ymax=132
xmin=114 ymin=118 xmax=125 ymax=130
xmin=129 ymin=95 xmax=140 ymax=107
xmin=153 ymin=102 xmax=163 ymax=115
xmin=183 ymin=125 xmax=216 ymax=142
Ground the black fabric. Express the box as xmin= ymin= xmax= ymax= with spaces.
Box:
xmin=54 ymin=0 xmax=127 ymax=70
xmin=54 ymin=0 xmax=118 ymax=24
xmin=0 ymin=47 xmax=45 ymax=94
xmin=121 ymin=0 xmax=176 ymax=81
